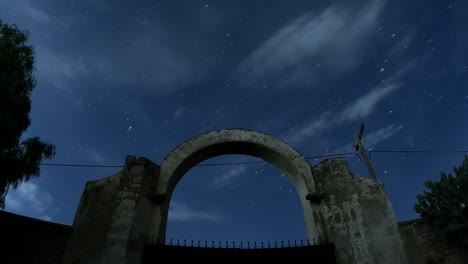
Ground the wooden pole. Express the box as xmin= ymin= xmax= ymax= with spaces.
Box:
xmin=354 ymin=133 xmax=377 ymax=180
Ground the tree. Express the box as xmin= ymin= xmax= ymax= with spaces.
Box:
xmin=0 ymin=20 xmax=55 ymax=208
xmin=415 ymin=155 xmax=468 ymax=245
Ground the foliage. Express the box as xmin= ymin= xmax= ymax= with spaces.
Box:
xmin=415 ymin=156 xmax=468 ymax=237
xmin=0 ymin=20 xmax=55 ymax=208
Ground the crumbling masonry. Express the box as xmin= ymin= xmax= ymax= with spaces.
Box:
xmin=63 ymin=129 xmax=407 ymax=264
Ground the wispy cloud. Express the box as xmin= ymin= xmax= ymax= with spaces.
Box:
xmin=238 ymin=0 xmax=385 ymax=89
xmin=169 ymin=201 xmax=223 ymax=223
xmin=362 ymin=124 xmax=403 ymax=147
xmin=287 ymin=81 xmax=401 ymax=144
xmin=172 ymin=107 xmax=186 ymax=120
xmin=22 ymin=4 xmax=50 ymax=24
xmin=3 ymin=1 xmax=208 ymax=97
xmin=210 ymin=166 xmax=247 ymax=189
xmin=337 ymin=83 xmax=401 ymax=122
xmin=334 ymin=124 xmax=403 ymax=153
xmin=5 ymin=182 xmax=54 ymax=221
xmin=287 ymin=112 xmax=333 ymax=143
xmin=91 ymin=29 xmax=205 ymax=94
xmin=35 ymin=47 xmax=91 ymax=92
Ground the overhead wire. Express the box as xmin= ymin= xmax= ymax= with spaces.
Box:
xmin=37 ymin=149 xmax=468 ymax=168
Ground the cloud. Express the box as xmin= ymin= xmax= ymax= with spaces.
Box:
xmin=288 ymin=81 xmax=401 ymax=144
xmin=334 ymin=124 xmax=403 ymax=153
xmin=238 ymin=0 xmax=385 ymax=89
xmin=172 ymin=108 xmax=186 ymax=120
xmin=5 ymin=182 xmax=54 ymax=221
xmin=22 ymin=4 xmax=50 ymax=24
xmin=287 ymin=112 xmax=333 ymax=143
xmin=169 ymin=201 xmax=223 ymax=223
xmin=210 ymin=166 xmax=247 ymax=188
xmin=4 ymin=1 xmax=208 ymax=97
xmin=90 ymin=29 xmax=205 ymax=94
xmin=35 ymin=47 xmax=91 ymax=92
xmin=361 ymin=124 xmax=403 ymax=147
xmin=337 ymin=83 xmax=401 ymax=122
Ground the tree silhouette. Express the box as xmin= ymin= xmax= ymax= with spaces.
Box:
xmin=415 ymin=156 xmax=468 ymax=246
xmin=0 ymin=20 xmax=55 ymax=208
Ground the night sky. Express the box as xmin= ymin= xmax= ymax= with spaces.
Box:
xmin=1 ymin=0 xmax=468 ymax=243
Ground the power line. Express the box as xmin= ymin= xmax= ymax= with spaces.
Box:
xmin=305 ymin=152 xmax=356 ymax=159
xmin=40 ymin=163 xmax=124 ymax=168
xmin=38 ymin=149 xmax=468 ymax=169
xmin=370 ymin=150 xmax=468 ymax=154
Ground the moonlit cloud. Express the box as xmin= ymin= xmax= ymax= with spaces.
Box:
xmin=210 ymin=166 xmax=247 ymax=188
xmin=287 ymin=81 xmax=400 ymax=144
xmin=337 ymin=83 xmax=401 ymax=122
xmin=5 ymin=182 xmax=54 ymax=221
xmin=333 ymin=124 xmax=403 ymax=153
xmin=169 ymin=201 xmax=223 ymax=223
xmin=239 ymin=0 xmax=385 ymax=89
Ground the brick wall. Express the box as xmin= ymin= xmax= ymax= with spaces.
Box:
xmin=0 ymin=210 xmax=72 ymax=264
xmin=399 ymin=219 xmax=468 ymax=264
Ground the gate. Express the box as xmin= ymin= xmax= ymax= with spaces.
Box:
xmin=142 ymin=240 xmax=336 ymax=263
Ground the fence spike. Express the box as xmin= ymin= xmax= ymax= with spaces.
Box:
xmin=240 ymin=242 xmax=243 ymax=249
xmin=212 ymin=241 xmax=214 ymax=248
xmin=247 ymin=242 xmax=250 ymax=249
xmin=233 ymin=241 xmax=235 ymax=248
xmin=281 ymin=241 xmax=284 ymax=248
xmin=219 ymin=241 xmax=222 ymax=248
xmin=307 ymin=239 xmax=310 ymax=246
xmin=226 ymin=241 xmax=229 ymax=248
xmin=191 ymin=240 xmax=193 ymax=247
xmin=254 ymin=242 xmax=257 ymax=249
xmin=170 ymin=238 xmax=173 ymax=245
xmin=261 ymin=241 xmax=264 ymax=248
xmin=197 ymin=240 xmax=200 ymax=247
xmin=184 ymin=239 xmax=186 ymax=246
xmin=205 ymin=240 xmax=207 ymax=248
xmin=294 ymin=240 xmax=297 ymax=247
xmin=288 ymin=240 xmax=290 ymax=247
xmin=177 ymin=239 xmax=180 ymax=246
xmin=274 ymin=241 xmax=277 ymax=248
xmin=313 ymin=239 xmax=316 ymax=245
xmin=268 ymin=241 xmax=270 ymax=248
xmin=300 ymin=240 xmax=303 ymax=246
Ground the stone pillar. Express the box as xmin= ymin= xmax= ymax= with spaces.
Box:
xmin=100 ymin=156 xmax=160 ymax=264
xmin=311 ymin=158 xmax=406 ymax=264
xmin=63 ymin=170 xmax=122 ymax=264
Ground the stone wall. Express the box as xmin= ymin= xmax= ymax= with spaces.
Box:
xmin=399 ymin=219 xmax=468 ymax=264
xmin=100 ymin=156 xmax=160 ymax=264
xmin=63 ymin=154 xmax=406 ymax=264
xmin=311 ymin=158 xmax=406 ymax=264
xmin=63 ymin=170 xmax=122 ymax=263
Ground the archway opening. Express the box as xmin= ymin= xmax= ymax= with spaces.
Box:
xmin=166 ymin=154 xmax=309 ymax=244
xmin=154 ymin=129 xmax=319 ymax=244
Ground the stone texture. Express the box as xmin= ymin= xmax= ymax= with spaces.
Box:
xmin=157 ymin=129 xmax=320 ymax=243
xmin=100 ymin=156 xmax=160 ymax=264
xmin=311 ymin=158 xmax=406 ymax=264
xmin=63 ymin=171 xmax=122 ymax=263
xmin=64 ymin=129 xmax=406 ymax=264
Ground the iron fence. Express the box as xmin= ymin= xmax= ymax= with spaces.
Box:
xmin=143 ymin=238 xmax=336 ymax=263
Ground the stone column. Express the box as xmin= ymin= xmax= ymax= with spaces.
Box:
xmin=311 ymin=158 xmax=406 ymax=264
xmin=63 ymin=170 xmax=122 ymax=264
xmin=100 ymin=156 xmax=160 ymax=264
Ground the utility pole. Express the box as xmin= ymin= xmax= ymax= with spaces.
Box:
xmin=354 ymin=124 xmax=377 ymax=180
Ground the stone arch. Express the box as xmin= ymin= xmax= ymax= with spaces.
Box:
xmin=155 ymin=129 xmax=319 ymax=242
